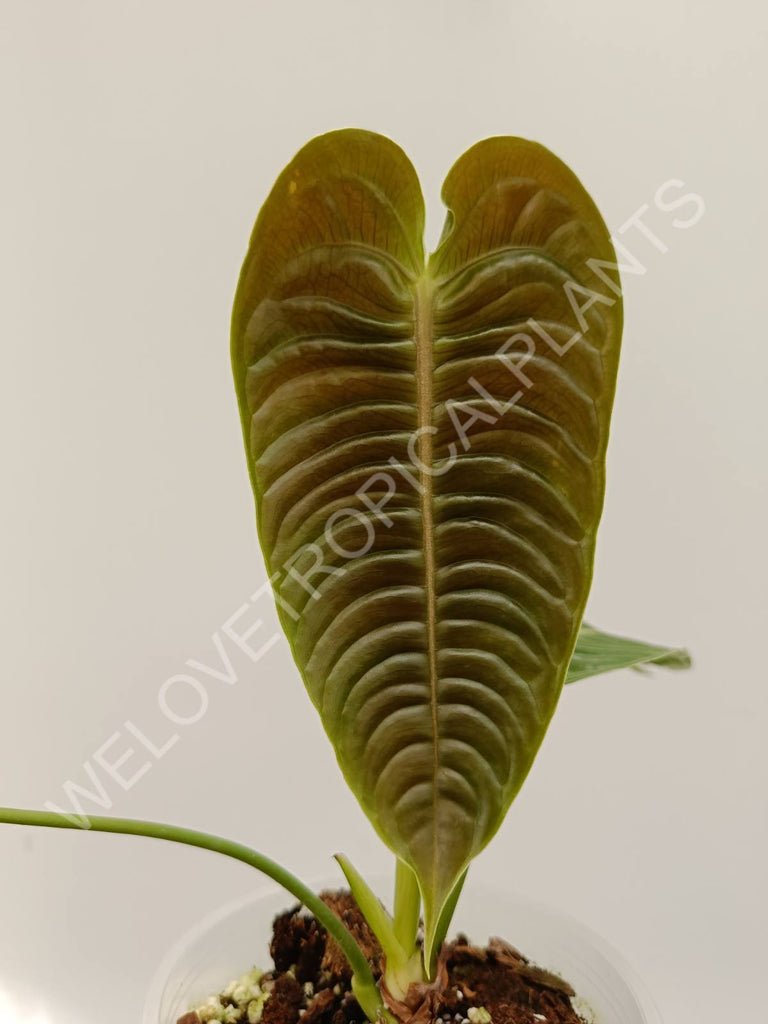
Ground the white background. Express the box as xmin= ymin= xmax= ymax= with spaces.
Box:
xmin=1 ymin=2 xmax=766 ymax=1022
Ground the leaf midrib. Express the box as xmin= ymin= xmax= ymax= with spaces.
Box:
xmin=413 ymin=271 xmax=439 ymax=887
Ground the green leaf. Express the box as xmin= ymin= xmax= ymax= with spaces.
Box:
xmin=335 ymin=854 xmax=423 ymax=997
xmin=567 ymin=622 xmax=692 ymax=684
xmin=232 ymin=130 xmax=623 ymax=955
xmin=334 ymin=854 xmax=406 ymax=966
xmin=425 ymin=867 xmax=467 ymax=973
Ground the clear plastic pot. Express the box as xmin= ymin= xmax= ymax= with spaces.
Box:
xmin=143 ymin=879 xmax=661 ymax=1024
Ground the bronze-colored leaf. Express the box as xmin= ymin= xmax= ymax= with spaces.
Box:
xmin=232 ymin=130 xmax=623 ymax=949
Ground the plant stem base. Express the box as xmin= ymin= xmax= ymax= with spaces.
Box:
xmin=176 ymin=890 xmax=585 ymax=1024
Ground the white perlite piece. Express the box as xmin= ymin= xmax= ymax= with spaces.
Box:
xmin=572 ymin=997 xmax=595 ymax=1023
xmin=198 ymin=998 xmax=226 ymax=1022
xmin=467 ymin=1008 xmax=492 ymax=1024
xmin=192 ymin=966 xmax=270 ymax=1024
xmin=248 ymin=999 xmax=267 ymax=1024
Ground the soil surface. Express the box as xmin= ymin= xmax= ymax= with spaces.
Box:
xmin=177 ymin=890 xmax=585 ymax=1024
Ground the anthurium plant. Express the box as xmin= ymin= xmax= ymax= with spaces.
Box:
xmin=1 ymin=130 xmax=689 ymax=1022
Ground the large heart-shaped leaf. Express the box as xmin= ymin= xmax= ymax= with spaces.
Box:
xmin=231 ymin=130 xmax=623 ymax=946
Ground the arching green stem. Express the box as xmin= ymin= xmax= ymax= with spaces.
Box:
xmin=0 ymin=807 xmax=385 ymax=1022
